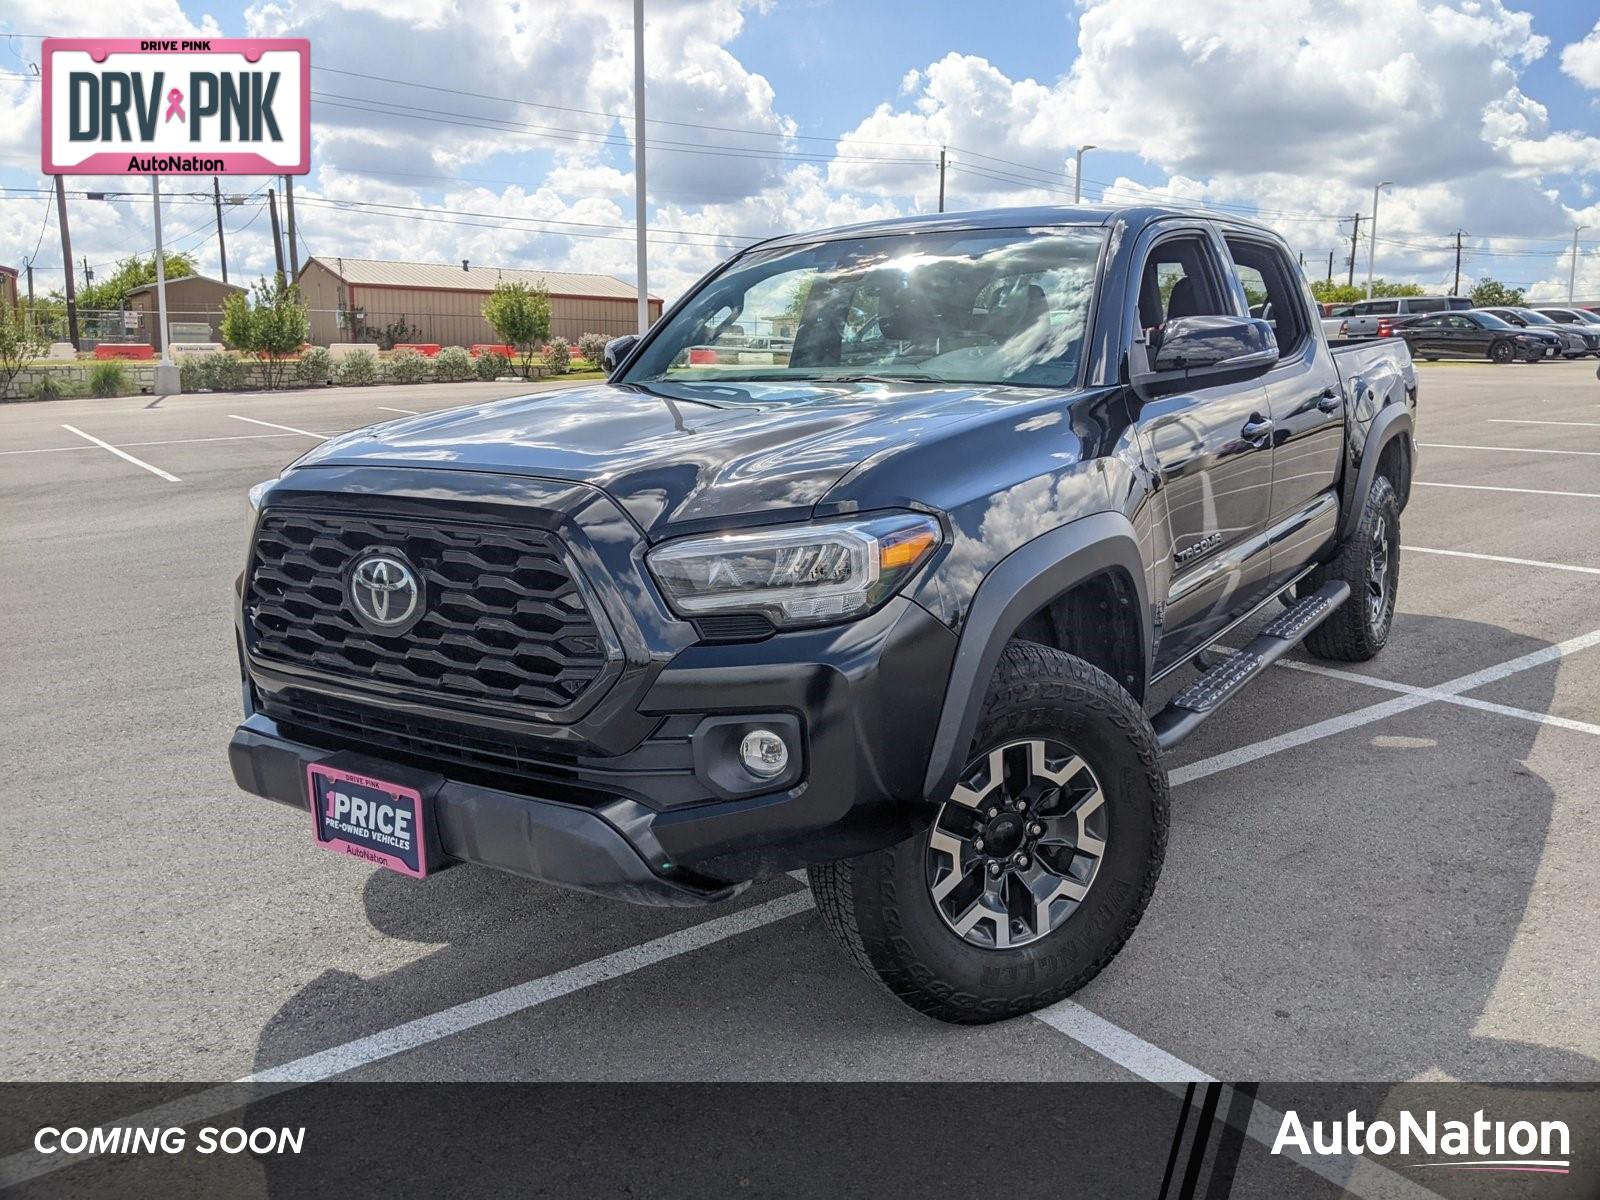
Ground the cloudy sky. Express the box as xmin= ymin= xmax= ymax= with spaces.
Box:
xmin=3 ymin=0 xmax=1599 ymax=309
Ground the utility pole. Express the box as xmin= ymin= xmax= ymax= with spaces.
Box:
xmin=267 ymin=187 xmax=287 ymax=285
xmin=1570 ymin=226 xmax=1588 ymax=304
xmin=82 ymin=257 xmax=92 ymax=288
xmin=1365 ymin=181 xmax=1391 ymax=300
xmin=1452 ymin=230 xmax=1465 ymax=296
xmin=25 ymin=262 xmax=34 ymax=305
xmin=1326 ymin=250 xmax=1334 ymax=283
xmin=213 ymin=178 xmax=228 ymax=284
xmin=54 ymin=175 xmax=79 ymax=349
xmin=1346 ymin=213 xmax=1363 ymax=287
xmin=1073 ymin=144 xmax=1096 ymax=204
xmin=937 ymin=147 xmax=946 ymax=213
xmin=284 ymin=175 xmax=300 ymax=280
xmin=150 ymin=176 xmax=178 ymax=395
xmin=632 ymin=0 xmax=650 ymax=334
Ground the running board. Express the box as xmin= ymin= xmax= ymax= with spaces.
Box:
xmin=1151 ymin=581 xmax=1351 ymax=751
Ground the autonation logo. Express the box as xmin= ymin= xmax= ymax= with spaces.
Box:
xmin=1272 ymin=1109 xmax=1572 ymax=1176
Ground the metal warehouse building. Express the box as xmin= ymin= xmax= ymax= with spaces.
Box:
xmin=295 ymin=257 xmax=663 ymax=348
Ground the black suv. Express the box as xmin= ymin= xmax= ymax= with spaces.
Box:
xmin=232 ymin=205 xmax=1418 ymax=1023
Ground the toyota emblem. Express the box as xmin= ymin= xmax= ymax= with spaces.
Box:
xmin=347 ymin=552 xmax=423 ymax=634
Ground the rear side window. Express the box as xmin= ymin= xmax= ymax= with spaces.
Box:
xmin=1366 ymin=301 xmax=1400 ymax=315
xmin=1408 ymin=298 xmax=1447 ymax=314
xmin=1225 ymin=237 xmax=1309 ymax=358
xmin=1447 ymin=297 xmax=1472 ymax=310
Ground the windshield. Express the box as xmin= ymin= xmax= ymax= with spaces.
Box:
xmin=1475 ymin=312 xmax=1516 ymax=330
xmin=1565 ymin=309 xmax=1600 ymax=325
xmin=622 ymin=226 xmax=1106 ymax=389
xmin=1512 ymin=309 xmax=1556 ymax=325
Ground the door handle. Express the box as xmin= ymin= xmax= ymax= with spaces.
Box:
xmin=1240 ymin=415 xmax=1274 ymax=442
xmin=1317 ymin=388 xmax=1340 ymax=413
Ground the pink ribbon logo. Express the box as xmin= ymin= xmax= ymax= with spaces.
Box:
xmin=164 ymin=88 xmax=185 ymax=123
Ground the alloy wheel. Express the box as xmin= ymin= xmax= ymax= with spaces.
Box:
xmin=925 ymin=739 xmax=1108 ymax=950
xmin=1367 ymin=517 xmax=1394 ymax=627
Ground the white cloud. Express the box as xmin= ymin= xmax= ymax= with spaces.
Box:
xmin=1560 ymin=19 xmax=1600 ymax=89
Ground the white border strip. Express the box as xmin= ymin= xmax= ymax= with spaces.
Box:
xmin=58 ymin=425 xmax=180 ymax=483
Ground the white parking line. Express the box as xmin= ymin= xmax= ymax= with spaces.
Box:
xmin=1488 ymin=418 xmax=1600 ymax=429
xmin=0 ymin=890 xmax=815 ymax=1188
xmin=228 ymin=414 xmax=330 ymax=439
xmin=1033 ymin=1001 xmax=1212 ymax=1082
xmin=1 ymin=432 xmax=324 ymax=456
xmin=1172 ymin=629 xmax=1600 ymax=784
xmin=1404 ymin=546 xmax=1600 ymax=576
xmin=377 ymin=405 xmax=421 ymax=416
xmin=58 ymin=425 xmax=181 ymax=483
xmin=1414 ymin=481 xmax=1600 ymax=500
xmin=1419 ymin=441 xmax=1600 ymax=457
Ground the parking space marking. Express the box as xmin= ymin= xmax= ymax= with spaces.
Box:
xmin=1404 ymin=546 xmax=1600 ymax=576
xmin=1033 ymin=1000 xmax=1211 ymax=1082
xmin=58 ymin=425 xmax=181 ymax=483
xmin=1488 ymin=418 xmax=1600 ymax=429
xmin=377 ymin=406 xmax=421 ymax=416
xmin=1274 ymin=660 xmax=1600 ymax=738
xmin=228 ymin=414 xmax=331 ymax=439
xmin=1418 ymin=442 xmax=1600 ymax=457
xmin=1173 ymin=629 xmax=1600 ymax=784
xmin=1 ymin=432 xmax=321 ymax=456
xmin=1414 ymin=481 xmax=1600 ymax=500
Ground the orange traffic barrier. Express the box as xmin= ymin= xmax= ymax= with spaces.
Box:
xmin=394 ymin=343 xmax=442 ymax=357
xmin=469 ymin=344 xmax=515 ymax=358
xmin=95 ymin=344 xmax=154 ymax=360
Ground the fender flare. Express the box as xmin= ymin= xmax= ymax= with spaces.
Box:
xmin=1339 ymin=403 xmax=1414 ymax=540
xmin=920 ymin=510 xmax=1152 ymax=801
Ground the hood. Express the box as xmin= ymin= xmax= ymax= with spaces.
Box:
xmin=292 ymin=379 xmax=1069 ymax=536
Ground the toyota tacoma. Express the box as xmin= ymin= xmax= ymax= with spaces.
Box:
xmin=231 ymin=205 xmax=1417 ymax=1023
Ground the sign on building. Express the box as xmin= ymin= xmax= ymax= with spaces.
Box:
xmin=42 ymin=38 xmax=309 ymax=175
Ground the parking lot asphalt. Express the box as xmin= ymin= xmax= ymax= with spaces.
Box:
xmin=2 ymin=364 xmax=1596 ymax=1106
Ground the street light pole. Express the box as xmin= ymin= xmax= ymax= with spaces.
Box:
xmin=1365 ymin=181 xmax=1391 ymax=300
xmin=1569 ymin=226 xmax=1588 ymax=304
xmin=633 ymin=0 xmax=650 ymax=335
xmin=150 ymin=175 xmax=179 ymax=396
xmin=1073 ymin=144 xmax=1096 ymax=204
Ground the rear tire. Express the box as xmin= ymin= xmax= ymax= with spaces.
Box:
xmin=1302 ymin=475 xmax=1400 ymax=662
xmin=808 ymin=643 xmax=1168 ymax=1024
xmin=1489 ymin=340 xmax=1515 ymax=364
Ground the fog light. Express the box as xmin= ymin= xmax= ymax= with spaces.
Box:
xmin=738 ymin=729 xmax=789 ymax=779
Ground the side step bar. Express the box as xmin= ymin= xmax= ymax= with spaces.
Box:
xmin=1151 ymin=580 xmax=1351 ymax=751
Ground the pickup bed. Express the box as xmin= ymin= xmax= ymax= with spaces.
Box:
xmin=231 ymin=204 xmax=1417 ymax=1023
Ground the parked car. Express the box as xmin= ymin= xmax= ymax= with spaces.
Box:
xmin=232 ymin=204 xmax=1418 ymax=1024
xmin=1529 ymin=307 xmax=1600 ymax=355
xmin=1478 ymin=306 xmax=1599 ymax=358
xmin=1398 ymin=310 xmax=1558 ymax=362
xmin=1337 ymin=295 xmax=1473 ymax=339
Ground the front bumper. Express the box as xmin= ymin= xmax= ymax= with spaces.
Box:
xmin=232 ymin=590 xmax=958 ymax=905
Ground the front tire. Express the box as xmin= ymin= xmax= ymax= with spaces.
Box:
xmin=1302 ymin=474 xmax=1400 ymax=661
xmin=1489 ymin=340 xmax=1515 ymax=364
xmin=808 ymin=643 xmax=1168 ymax=1024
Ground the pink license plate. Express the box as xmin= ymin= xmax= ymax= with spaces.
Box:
xmin=307 ymin=763 xmax=429 ymax=878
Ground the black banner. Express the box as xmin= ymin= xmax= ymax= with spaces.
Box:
xmin=0 ymin=1083 xmax=1594 ymax=1198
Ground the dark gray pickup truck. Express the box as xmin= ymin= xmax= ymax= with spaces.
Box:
xmin=232 ymin=204 xmax=1418 ymax=1023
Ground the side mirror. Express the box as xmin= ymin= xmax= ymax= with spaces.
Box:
xmin=603 ymin=334 xmax=640 ymax=377
xmin=1128 ymin=315 xmax=1278 ymax=401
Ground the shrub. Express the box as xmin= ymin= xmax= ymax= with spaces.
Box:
xmin=29 ymin=374 xmax=65 ymax=400
xmin=386 ymin=348 xmax=429 ymax=384
xmin=481 ymin=281 xmax=551 ymax=379
xmin=434 ymin=346 xmax=473 ymax=382
xmin=337 ymin=350 xmax=380 ymax=386
xmin=179 ymin=358 xmax=204 ymax=392
xmin=296 ymin=346 xmax=332 ymax=384
xmin=89 ymin=360 xmax=129 ymax=398
xmin=475 ymin=351 xmax=512 ymax=381
xmin=577 ymin=332 xmax=609 ymax=368
xmin=0 ymin=304 xmax=48 ymax=397
xmin=541 ymin=338 xmax=571 ymax=375
xmin=220 ymin=277 xmax=311 ymax=390
xmin=198 ymin=352 xmax=248 ymax=391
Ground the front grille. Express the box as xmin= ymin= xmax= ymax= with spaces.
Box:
xmin=247 ymin=510 xmax=607 ymax=711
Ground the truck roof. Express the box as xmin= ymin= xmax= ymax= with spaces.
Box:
xmin=754 ymin=204 xmax=1276 ymax=250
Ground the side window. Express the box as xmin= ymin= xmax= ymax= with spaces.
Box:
xmin=1408 ymin=298 xmax=1446 ymax=314
xmin=1136 ymin=234 xmax=1230 ymax=335
xmin=1369 ymin=300 xmax=1400 ymax=315
xmin=1445 ymin=316 xmax=1473 ymax=329
xmin=1225 ymin=238 xmax=1309 ymax=358
xmin=1412 ymin=316 xmax=1442 ymax=328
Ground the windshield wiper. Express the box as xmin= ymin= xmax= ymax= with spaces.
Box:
xmin=818 ymin=372 xmax=947 ymax=384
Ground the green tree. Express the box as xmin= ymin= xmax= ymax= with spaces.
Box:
xmin=220 ymin=277 xmax=310 ymax=391
xmin=481 ymin=281 xmax=552 ymax=378
xmin=1310 ymin=278 xmax=1426 ymax=306
xmin=1469 ymin=277 xmax=1526 ymax=307
xmin=77 ymin=252 xmax=199 ymax=311
xmin=0 ymin=304 xmax=48 ymax=397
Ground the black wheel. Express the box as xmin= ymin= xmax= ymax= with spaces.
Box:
xmin=1301 ymin=475 xmax=1400 ymax=661
xmin=1489 ymin=340 xmax=1515 ymax=364
xmin=808 ymin=643 xmax=1168 ymax=1024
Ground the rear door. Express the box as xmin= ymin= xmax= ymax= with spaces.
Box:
xmin=1221 ymin=233 xmax=1342 ymax=589
xmin=1130 ymin=226 xmax=1276 ymax=673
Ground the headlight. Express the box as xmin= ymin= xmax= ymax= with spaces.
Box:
xmin=647 ymin=512 xmax=942 ymax=628
xmin=247 ymin=479 xmax=274 ymax=517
